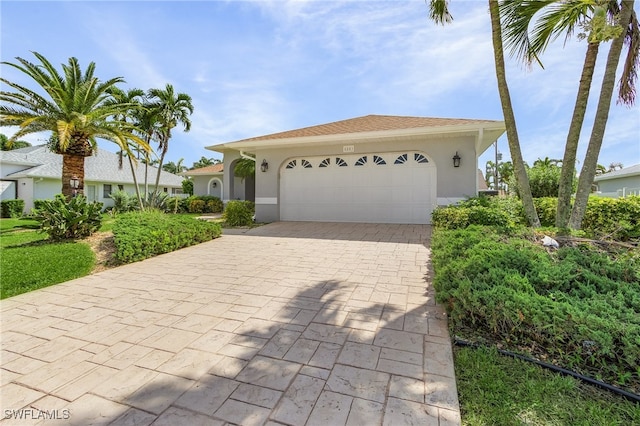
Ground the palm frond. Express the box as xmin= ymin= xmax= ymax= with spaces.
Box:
xmin=428 ymin=0 xmax=453 ymax=25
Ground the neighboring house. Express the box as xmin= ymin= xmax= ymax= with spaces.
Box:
xmin=180 ymin=163 xmax=236 ymax=200
xmin=593 ymin=164 xmax=640 ymax=198
xmin=180 ymin=163 xmax=254 ymax=200
xmin=206 ymin=114 xmax=506 ymax=224
xmin=0 ymin=145 xmax=184 ymax=213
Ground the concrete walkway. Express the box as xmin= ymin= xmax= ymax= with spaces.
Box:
xmin=1 ymin=222 xmax=460 ymax=425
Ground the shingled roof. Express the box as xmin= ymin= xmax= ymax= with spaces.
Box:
xmin=233 ymin=114 xmax=502 ymax=143
xmin=1 ymin=145 xmax=183 ymax=186
xmin=181 ymin=163 xmax=224 ymax=176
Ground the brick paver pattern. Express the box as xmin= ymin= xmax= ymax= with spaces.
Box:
xmin=0 ymin=222 xmax=460 ymax=425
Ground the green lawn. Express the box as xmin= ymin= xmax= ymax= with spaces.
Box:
xmin=455 ymin=346 xmax=640 ymax=425
xmin=0 ymin=218 xmax=95 ymax=299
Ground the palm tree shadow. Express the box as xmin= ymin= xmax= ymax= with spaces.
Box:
xmin=99 ymin=275 xmax=457 ymax=425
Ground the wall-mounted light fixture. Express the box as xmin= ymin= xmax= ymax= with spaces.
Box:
xmin=70 ymin=175 xmax=80 ymax=197
xmin=212 ymin=181 xmax=217 ymax=188
xmin=260 ymin=159 xmax=269 ymax=172
xmin=452 ymin=152 xmax=461 ymax=168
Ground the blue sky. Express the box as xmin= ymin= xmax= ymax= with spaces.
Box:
xmin=2 ymin=1 xmax=638 ymax=171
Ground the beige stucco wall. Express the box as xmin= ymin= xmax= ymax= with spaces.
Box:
xmin=247 ymin=134 xmax=479 ymax=222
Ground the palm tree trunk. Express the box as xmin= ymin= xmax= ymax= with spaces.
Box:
xmin=61 ymin=154 xmax=85 ymax=199
xmin=569 ymin=0 xmax=635 ymax=229
xmin=489 ymin=0 xmax=540 ymax=227
xmin=127 ymin=155 xmax=144 ymax=210
xmin=153 ymin=144 xmax=168 ymax=196
xmin=556 ymin=42 xmax=600 ymax=229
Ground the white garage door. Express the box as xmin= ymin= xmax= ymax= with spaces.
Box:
xmin=280 ymin=151 xmax=436 ymax=224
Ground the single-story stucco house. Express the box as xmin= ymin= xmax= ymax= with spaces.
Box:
xmin=593 ymin=164 xmax=640 ymax=198
xmin=206 ymin=114 xmax=506 ymax=224
xmin=0 ymin=145 xmax=184 ymax=213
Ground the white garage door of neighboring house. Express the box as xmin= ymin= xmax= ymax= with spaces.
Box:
xmin=280 ymin=151 xmax=436 ymax=224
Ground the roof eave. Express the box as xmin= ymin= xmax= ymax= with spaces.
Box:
xmin=206 ymin=121 xmax=506 ymax=153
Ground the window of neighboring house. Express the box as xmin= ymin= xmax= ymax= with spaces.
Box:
xmin=163 ymin=188 xmax=168 ymax=192
xmin=118 ymin=185 xmax=124 ymax=191
xmin=103 ymin=184 xmax=112 ymax=198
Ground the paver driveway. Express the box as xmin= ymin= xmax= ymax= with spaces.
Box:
xmin=1 ymin=222 xmax=460 ymax=425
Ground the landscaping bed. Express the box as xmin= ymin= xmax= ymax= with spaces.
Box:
xmin=431 ymin=195 xmax=640 ymax=423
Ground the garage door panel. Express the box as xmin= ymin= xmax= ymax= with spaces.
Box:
xmin=281 ymin=152 xmax=436 ymax=224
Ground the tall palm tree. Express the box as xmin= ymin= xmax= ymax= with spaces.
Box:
xmin=428 ymin=0 xmax=540 ymax=226
xmin=146 ymin=84 xmax=193 ymax=196
xmin=0 ymin=52 xmax=149 ymax=198
xmin=131 ymin=103 xmax=162 ymax=199
xmin=501 ymin=0 xmax=639 ymax=229
xmin=109 ymin=87 xmax=146 ymax=209
xmin=569 ymin=0 xmax=636 ymax=229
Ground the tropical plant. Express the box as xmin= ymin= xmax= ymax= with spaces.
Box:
xmin=191 ymin=156 xmax=220 ymax=169
xmin=0 ymin=133 xmax=30 ymax=150
xmin=182 ymin=178 xmax=194 ymax=196
xmin=234 ymin=157 xmax=256 ymax=181
xmin=32 ymin=195 xmax=103 ymax=240
xmin=428 ymin=1 xmax=540 ymax=226
xmin=501 ymin=0 xmax=639 ymax=229
xmin=146 ymin=84 xmax=194 ymax=198
xmin=163 ymin=158 xmax=186 ymax=174
xmin=0 ymin=52 xmax=150 ymax=198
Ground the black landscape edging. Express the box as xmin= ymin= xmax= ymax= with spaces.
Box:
xmin=453 ymin=337 xmax=640 ymax=404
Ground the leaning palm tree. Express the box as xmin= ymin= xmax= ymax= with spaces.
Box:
xmin=570 ymin=0 xmax=636 ymax=229
xmin=109 ymin=87 xmax=146 ymax=209
xmin=146 ymin=84 xmax=193 ymax=197
xmin=0 ymin=52 xmax=150 ymax=198
xmin=428 ymin=0 xmax=540 ymax=226
xmin=501 ymin=0 xmax=638 ymax=229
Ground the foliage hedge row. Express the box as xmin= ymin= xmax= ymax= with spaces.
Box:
xmin=1 ymin=199 xmax=24 ymax=218
xmin=432 ymin=195 xmax=640 ymax=241
xmin=431 ymin=225 xmax=640 ymax=392
xmin=112 ymin=210 xmax=222 ymax=263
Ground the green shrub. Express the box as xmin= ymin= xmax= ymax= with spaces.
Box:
xmin=182 ymin=178 xmax=194 ymax=196
xmin=533 ymin=197 xmax=557 ymax=227
xmin=109 ymin=190 xmax=139 ymax=214
xmin=189 ymin=199 xmax=205 ymax=213
xmin=112 ymin=211 xmax=222 ymax=263
xmin=581 ymin=196 xmax=640 ymax=241
xmin=32 ymin=195 xmax=103 ymax=240
xmin=431 ymin=225 xmax=640 ymax=391
xmin=32 ymin=199 xmax=48 ymax=213
xmin=185 ymin=196 xmax=223 ymax=214
xmin=199 ymin=196 xmax=223 ymax=213
xmin=1 ymin=199 xmax=24 ymax=218
xmin=432 ymin=197 xmax=512 ymax=230
xmin=223 ymin=200 xmax=254 ymax=226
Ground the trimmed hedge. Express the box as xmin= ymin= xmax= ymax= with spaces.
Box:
xmin=1 ymin=199 xmax=24 ymax=218
xmin=184 ymin=195 xmax=224 ymax=214
xmin=431 ymin=225 xmax=640 ymax=392
xmin=112 ymin=211 xmax=222 ymax=263
xmin=433 ymin=196 xmax=640 ymax=241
